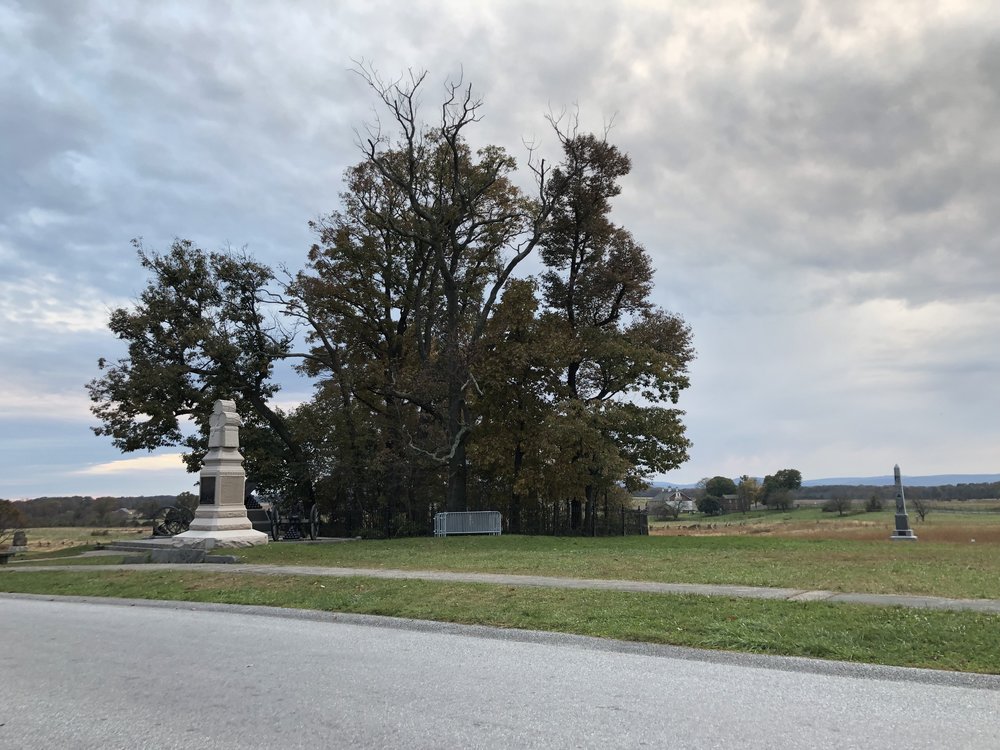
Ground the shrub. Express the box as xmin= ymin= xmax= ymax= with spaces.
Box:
xmin=822 ymin=497 xmax=853 ymax=516
xmin=696 ymin=497 xmax=724 ymax=516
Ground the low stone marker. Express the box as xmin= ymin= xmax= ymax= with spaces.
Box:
xmin=11 ymin=530 xmax=28 ymax=552
xmin=173 ymin=399 xmax=268 ymax=549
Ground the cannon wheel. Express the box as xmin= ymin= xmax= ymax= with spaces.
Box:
xmin=309 ymin=504 xmax=320 ymax=541
xmin=175 ymin=506 xmax=194 ymax=532
xmin=151 ymin=506 xmax=192 ymax=537
xmin=269 ymin=507 xmax=281 ymax=541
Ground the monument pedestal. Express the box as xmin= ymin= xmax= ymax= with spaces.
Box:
xmin=173 ymin=399 xmax=268 ymax=549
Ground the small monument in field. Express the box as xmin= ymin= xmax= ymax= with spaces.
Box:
xmin=889 ymin=464 xmax=917 ymax=542
xmin=173 ymin=399 xmax=268 ymax=548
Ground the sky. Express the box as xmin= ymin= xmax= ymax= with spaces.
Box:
xmin=2 ymin=0 xmax=998 ymax=499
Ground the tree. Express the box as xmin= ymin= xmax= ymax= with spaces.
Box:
xmin=736 ymin=475 xmax=760 ymax=512
xmin=0 ymin=500 xmax=26 ymax=546
xmin=86 ymin=240 xmax=311 ymax=503
xmin=341 ymin=66 xmax=574 ymax=513
xmin=704 ymin=476 xmax=737 ymax=498
xmin=761 ymin=468 xmax=802 ymax=510
xmin=175 ymin=491 xmax=199 ymax=515
xmin=822 ymin=495 xmax=853 ymax=516
xmin=696 ymin=496 xmax=724 ymax=516
xmin=468 ymin=279 xmax=555 ymax=533
xmin=537 ymin=129 xmax=694 ymax=531
xmin=864 ymin=493 xmax=883 ymax=512
xmin=772 ymin=469 xmax=802 ymax=491
xmin=910 ymin=496 xmax=930 ymax=522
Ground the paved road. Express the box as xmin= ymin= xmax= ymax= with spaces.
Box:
xmin=2 ymin=595 xmax=998 ymax=749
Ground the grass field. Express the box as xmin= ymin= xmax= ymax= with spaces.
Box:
xmin=5 ymin=511 xmax=1000 ymax=673
xmin=10 ymin=527 xmax=152 ymax=553
xmin=649 ymin=507 xmax=1000 ymax=543
xmin=235 ymin=532 xmax=999 ymax=599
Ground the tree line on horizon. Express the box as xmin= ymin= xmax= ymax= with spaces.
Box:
xmin=0 ymin=495 xmax=176 ymax=530
xmin=6 ymin=478 xmax=999 ymax=532
xmin=85 ymin=70 xmax=695 ymax=537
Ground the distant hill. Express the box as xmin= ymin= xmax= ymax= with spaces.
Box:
xmin=653 ymin=474 xmax=1000 ymax=489
xmin=802 ymin=474 xmax=1000 ymax=487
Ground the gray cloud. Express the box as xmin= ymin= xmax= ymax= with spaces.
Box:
xmin=1 ymin=0 xmax=998 ymax=495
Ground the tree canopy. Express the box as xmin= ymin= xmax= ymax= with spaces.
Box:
xmin=703 ymin=476 xmax=738 ymax=498
xmin=761 ymin=468 xmax=802 ymax=510
xmin=87 ymin=70 xmax=695 ymax=536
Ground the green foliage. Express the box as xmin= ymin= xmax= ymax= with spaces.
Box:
xmin=175 ymin=492 xmax=199 ymax=515
xmin=696 ymin=496 xmax=725 ymax=516
xmin=704 ymin=476 xmax=737 ymax=498
xmin=86 ymin=240 xmax=308 ymax=499
xmin=865 ymin=494 xmax=884 ymax=512
xmin=736 ymin=475 xmax=760 ymax=511
xmin=822 ymin=496 xmax=853 ymax=516
xmin=761 ymin=468 xmax=802 ymax=509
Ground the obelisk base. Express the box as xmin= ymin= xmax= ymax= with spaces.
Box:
xmin=174 ymin=506 xmax=268 ymax=548
xmin=172 ymin=529 xmax=268 ymax=548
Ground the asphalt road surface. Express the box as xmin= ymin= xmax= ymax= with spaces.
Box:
xmin=1 ymin=595 xmax=997 ymax=749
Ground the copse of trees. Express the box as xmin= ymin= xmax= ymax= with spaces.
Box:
xmin=86 ymin=69 xmax=696 ymax=537
xmin=761 ymin=469 xmax=802 ymax=510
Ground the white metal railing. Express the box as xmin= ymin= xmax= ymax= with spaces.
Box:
xmin=433 ymin=511 xmax=502 ymax=537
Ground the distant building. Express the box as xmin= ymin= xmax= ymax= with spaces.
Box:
xmin=646 ymin=489 xmax=697 ymax=515
xmin=109 ymin=507 xmax=140 ymax=525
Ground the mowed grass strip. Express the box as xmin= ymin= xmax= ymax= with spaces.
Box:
xmin=2 ymin=569 xmax=997 ymax=674
xmin=237 ymin=535 xmax=1000 ymax=600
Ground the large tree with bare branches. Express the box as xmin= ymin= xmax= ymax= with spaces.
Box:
xmin=324 ymin=66 xmax=570 ymax=512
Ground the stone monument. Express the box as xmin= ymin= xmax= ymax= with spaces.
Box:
xmin=889 ymin=464 xmax=917 ymax=542
xmin=11 ymin=530 xmax=28 ymax=552
xmin=173 ymin=399 xmax=268 ymax=548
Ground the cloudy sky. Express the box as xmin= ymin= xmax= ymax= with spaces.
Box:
xmin=2 ymin=0 xmax=998 ymax=498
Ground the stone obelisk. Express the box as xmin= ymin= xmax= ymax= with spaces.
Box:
xmin=173 ymin=399 xmax=268 ymax=548
xmin=889 ymin=464 xmax=917 ymax=542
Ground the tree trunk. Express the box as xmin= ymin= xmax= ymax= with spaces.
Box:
xmin=509 ymin=443 xmax=524 ymax=534
xmin=446 ymin=437 xmax=468 ymax=512
xmin=584 ymin=484 xmax=597 ymax=537
xmin=570 ymin=498 xmax=582 ymax=530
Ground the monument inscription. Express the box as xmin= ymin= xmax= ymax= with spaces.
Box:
xmin=199 ymin=480 xmax=215 ymax=505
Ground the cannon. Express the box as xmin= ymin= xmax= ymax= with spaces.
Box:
xmin=150 ymin=505 xmax=194 ymax=537
xmin=267 ymin=503 xmax=320 ymax=541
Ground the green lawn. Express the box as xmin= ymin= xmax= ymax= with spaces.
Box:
xmin=236 ymin=534 xmax=1000 ymax=599
xmin=2 ymin=569 xmax=997 ymax=674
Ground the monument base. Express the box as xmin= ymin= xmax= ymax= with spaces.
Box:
xmin=174 ymin=507 xmax=268 ymax=548
xmin=890 ymin=533 xmax=918 ymax=541
xmin=172 ymin=528 xmax=268 ymax=548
